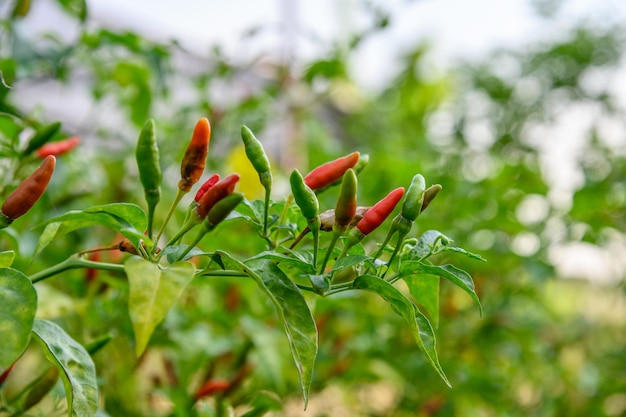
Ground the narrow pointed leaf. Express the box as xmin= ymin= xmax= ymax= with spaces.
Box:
xmin=404 ymin=274 xmax=440 ymax=328
xmin=31 ymin=319 xmax=98 ymax=417
xmin=215 ymin=251 xmax=318 ymax=407
xmin=125 ymin=257 xmax=195 ymax=355
xmin=0 ymin=268 xmax=37 ymax=369
xmin=401 ymin=261 xmax=482 ymax=316
xmin=352 ymin=275 xmax=450 ymax=386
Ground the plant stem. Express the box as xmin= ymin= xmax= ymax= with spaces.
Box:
xmin=154 ymin=188 xmax=185 ymax=251
xmin=319 ymin=231 xmax=340 ymax=274
xmin=29 ymin=256 xmax=125 ymax=284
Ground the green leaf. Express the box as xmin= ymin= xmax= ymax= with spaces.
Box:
xmin=35 ymin=203 xmax=149 ymax=254
xmin=125 ymin=257 xmax=195 ymax=355
xmin=401 ymin=261 xmax=483 ymax=316
xmin=0 ymin=268 xmax=37 ymax=369
xmin=441 ymin=246 xmax=487 ymax=262
xmin=58 ymin=0 xmax=88 ymax=21
xmin=248 ymin=250 xmax=315 ymax=274
xmin=331 ymin=254 xmax=371 ymax=272
xmin=404 ymin=274 xmax=440 ymax=328
xmin=0 ymin=250 xmax=15 ymax=267
xmin=31 ymin=319 xmax=98 ymax=417
xmin=410 ymin=230 xmax=449 ymax=258
xmin=215 ymin=251 xmax=318 ymax=407
xmin=352 ymin=275 xmax=450 ymax=386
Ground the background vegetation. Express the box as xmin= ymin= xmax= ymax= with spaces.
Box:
xmin=1 ymin=0 xmax=625 ymax=416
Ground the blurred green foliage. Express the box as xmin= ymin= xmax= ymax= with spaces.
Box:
xmin=1 ymin=0 xmax=625 ymax=416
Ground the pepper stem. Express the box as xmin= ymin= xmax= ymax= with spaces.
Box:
xmin=319 ymin=230 xmax=340 ymax=274
xmin=154 ymin=188 xmax=186 ymax=249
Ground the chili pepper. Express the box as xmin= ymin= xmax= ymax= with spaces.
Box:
xmin=195 ymin=380 xmax=230 ymax=400
xmin=205 ymin=192 xmax=243 ymax=229
xmin=290 ymin=169 xmax=319 ymax=220
xmin=241 ymin=125 xmax=272 ymax=235
xmin=1 ymin=155 xmax=56 ymax=227
xmin=290 ymin=169 xmax=321 ymax=268
xmin=196 ymin=174 xmax=240 ymax=219
xmin=304 ymin=151 xmax=359 ymax=191
xmin=179 ymin=118 xmax=211 ymax=192
xmin=338 ymin=187 xmax=404 ymax=263
xmin=420 ymin=184 xmax=442 ymax=213
xmin=22 ymin=121 xmax=61 ymax=156
xmin=356 ymin=187 xmax=405 ymax=236
xmin=36 ymin=136 xmax=80 ymax=158
xmin=241 ymin=125 xmax=272 ymax=190
xmin=194 ymin=174 xmax=220 ymax=202
xmin=334 ymin=169 xmax=358 ymax=231
xmin=135 ymin=119 xmax=161 ymax=238
xmin=319 ymin=169 xmax=358 ymax=273
xmin=176 ymin=192 xmax=243 ymax=262
xmin=401 ymin=174 xmax=426 ymax=222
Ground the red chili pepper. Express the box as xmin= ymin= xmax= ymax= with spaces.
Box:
xmin=194 ymin=174 xmax=220 ymax=202
xmin=1 ymin=155 xmax=56 ymax=224
xmin=304 ymin=151 xmax=360 ymax=191
xmin=356 ymin=187 xmax=405 ymax=235
xmin=195 ymin=174 xmax=240 ymax=219
xmin=36 ymin=136 xmax=80 ymax=158
xmin=179 ymin=118 xmax=211 ymax=192
xmin=194 ymin=379 xmax=230 ymax=400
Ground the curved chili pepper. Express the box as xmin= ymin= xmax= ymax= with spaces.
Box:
xmin=1 ymin=155 xmax=56 ymax=226
xmin=356 ymin=187 xmax=405 ymax=236
xmin=22 ymin=121 xmax=61 ymax=156
xmin=420 ymin=184 xmax=442 ymax=213
xmin=196 ymin=174 xmax=240 ymax=219
xmin=290 ymin=169 xmax=319 ymax=220
xmin=241 ymin=125 xmax=272 ymax=191
xmin=304 ymin=151 xmax=359 ymax=191
xmin=135 ymin=119 xmax=161 ymax=238
xmin=290 ymin=169 xmax=321 ymax=268
xmin=241 ymin=125 xmax=272 ymax=235
xmin=179 ymin=118 xmax=211 ymax=192
xmin=194 ymin=174 xmax=220 ymax=202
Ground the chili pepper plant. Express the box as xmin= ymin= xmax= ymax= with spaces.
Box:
xmin=0 ymin=116 xmax=484 ymax=417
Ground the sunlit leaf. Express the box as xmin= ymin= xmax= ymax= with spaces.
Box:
xmin=0 ymin=268 xmax=36 ymax=369
xmin=215 ymin=251 xmax=318 ymax=407
xmin=401 ymin=261 xmax=482 ymax=316
xmin=404 ymin=274 xmax=440 ymax=328
xmin=125 ymin=257 xmax=195 ymax=355
xmin=353 ymin=275 xmax=450 ymax=386
xmin=31 ymin=319 xmax=98 ymax=417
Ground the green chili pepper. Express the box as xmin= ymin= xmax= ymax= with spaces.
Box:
xmin=401 ymin=174 xmax=426 ymax=222
xmin=176 ymin=192 xmax=244 ymax=262
xmin=135 ymin=119 xmax=162 ymax=239
xmin=290 ymin=169 xmax=321 ymax=269
xmin=320 ymin=169 xmax=358 ymax=273
xmin=241 ymin=125 xmax=272 ymax=235
xmin=334 ymin=169 xmax=358 ymax=231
